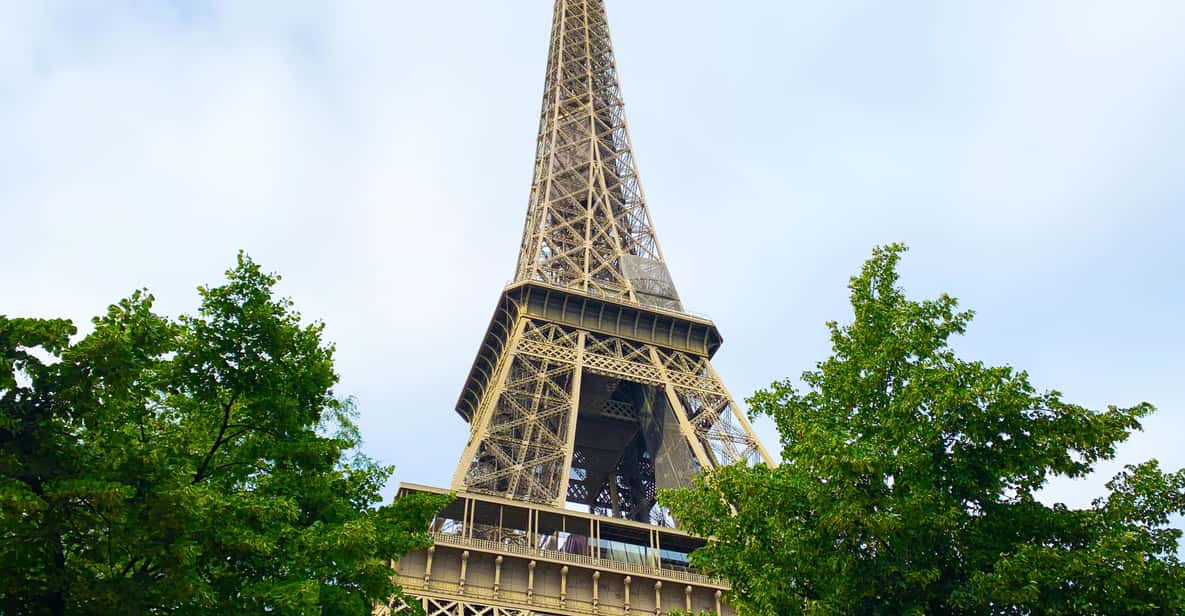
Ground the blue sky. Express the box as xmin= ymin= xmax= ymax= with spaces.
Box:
xmin=3 ymin=0 xmax=1183 ymax=538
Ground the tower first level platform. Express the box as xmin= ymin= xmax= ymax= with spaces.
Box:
xmin=381 ymin=485 xmax=734 ymax=616
xmin=450 ymin=282 xmax=772 ymax=524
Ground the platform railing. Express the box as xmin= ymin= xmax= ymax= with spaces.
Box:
xmin=430 ymin=531 xmax=727 ymax=588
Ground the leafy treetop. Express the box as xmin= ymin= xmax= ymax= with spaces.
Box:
xmin=662 ymin=244 xmax=1185 ymax=616
xmin=0 ymin=253 xmax=447 ymax=616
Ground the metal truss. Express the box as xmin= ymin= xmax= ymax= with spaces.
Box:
xmin=447 ymin=0 xmax=772 ymax=524
xmin=515 ymin=0 xmax=681 ymax=312
xmin=451 ymin=316 xmax=773 ymax=521
xmin=379 ymin=597 xmax=531 ymax=616
xmin=391 ymin=2 xmax=771 ymax=615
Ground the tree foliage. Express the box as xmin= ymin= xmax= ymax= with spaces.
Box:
xmin=0 ymin=254 xmax=447 ymax=615
xmin=662 ymin=244 xmax=1185 ymax=615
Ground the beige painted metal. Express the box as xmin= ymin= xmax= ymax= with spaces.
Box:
xmin=382 ymin=544 xmax=734 ymax=615
xmin=449 ymin=318 xmax=530 ymax=491
xmin=391 ymin=0 xmax=774 ymax=613
xmin=554 ymin=331 xmax=588 ymax=507
xmin=379 ymin=484 xmax=736 ymax=615
xmin=448 ymin=0 xmax=771 ymax=517
xmin=514 ymin=0 xmax=679 ymax=311
xmin=452 ymin=315 xmax=772 ymax=511
xmin=649 ymin=347 xmax=717 ymax=473
xmin=451 ymin=319 xmax=581 ymax=504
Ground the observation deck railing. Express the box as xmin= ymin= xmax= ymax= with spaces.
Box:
xmin=430 ymin=531 xmax=727 ymax=588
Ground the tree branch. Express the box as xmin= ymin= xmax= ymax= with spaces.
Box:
xmin=119 ymin=557 xmax=142 ymax=579
xmin=193 ymin=393 xmax=238 ymax=484
xmin=226 ymin=423 xmax=283 ymax=439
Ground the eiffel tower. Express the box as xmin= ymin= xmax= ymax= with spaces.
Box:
xmin=384 ymin=2 xmax=771 ymax=614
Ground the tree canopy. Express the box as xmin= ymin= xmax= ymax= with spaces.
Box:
xmin=662 ymin=244 xmax=1185 ymax=615
xmin=0 ymin=254 xmax=447 ymax=615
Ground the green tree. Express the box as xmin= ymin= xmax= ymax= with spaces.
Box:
xmin=662 ymin=244 xmax=1185 ymax=615
xmin=0 ymin=254 xmax=448 ymax=615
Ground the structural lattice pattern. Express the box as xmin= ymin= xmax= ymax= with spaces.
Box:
xmin=448 ymin=0 xmax=771 ymax=527
xmin=515 ymin=0 xmax=681 ymax=311
xmin=452 ymin=317 xmax=772 ymax=519
xmin=379 ymin=597 xmax=530 ymax=616
xmin=405 ymin=2 xmax=769 ymax=613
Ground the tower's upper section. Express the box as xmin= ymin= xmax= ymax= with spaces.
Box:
xmin=515 ymin=0 xmax=682 ymax=312
xmin=448 ymin=0 xmax=773 ymax=521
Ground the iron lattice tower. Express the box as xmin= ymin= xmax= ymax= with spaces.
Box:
xmin=383 ymin=2 xmax=771 ymax=614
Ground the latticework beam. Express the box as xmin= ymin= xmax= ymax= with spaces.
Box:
xmin=452 ymin=315 xmax=774 ymax=520
xmin=516 ymin=0 xmax=681 ymax=312
xmin=447 ymin=0 xmax=772 ymax=525
xmin=390 ymin=2 xmax=770 ymax=614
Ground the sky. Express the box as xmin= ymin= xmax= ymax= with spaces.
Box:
xmin=3 ymin=0 xmax=1183 ymax=538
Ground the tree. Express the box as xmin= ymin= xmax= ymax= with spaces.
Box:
xmin=0 ymin=254 xmax=448 ymax=615
xmin=661 ymin=244 xmax=1185 ymax=615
